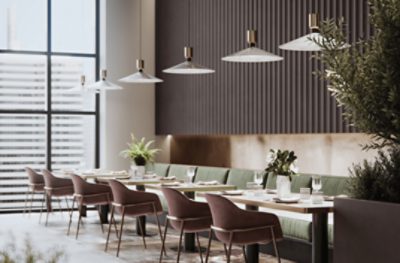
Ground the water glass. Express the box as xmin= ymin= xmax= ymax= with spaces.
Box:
xmin=300 ymin=187 xmax=311 ymax=200
xmin=312 ymin=175 xmax=322 ymax=193
xmin=186 ymin=166 xmax=196 ymax=184
xmin=254 ymin=171 xmax=264 ymax=185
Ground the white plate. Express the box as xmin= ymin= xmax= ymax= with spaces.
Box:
xmin=223 ymin=190 xmax=244 ymax=196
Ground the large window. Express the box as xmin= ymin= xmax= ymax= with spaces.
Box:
xmin=0 ymin=0 xmax=99 ymax=211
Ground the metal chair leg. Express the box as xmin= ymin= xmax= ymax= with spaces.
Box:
xmin=116 ymin=208 xmax=126 ymax=257
xmin=137 ymin=216 xmax=147 ymax=248
xmin=75 ymin=199 xmax=83 ymax=240
xmin=227 ymin=232 xmax=233 ymax=263
xmin=29 ymin=192 xmax=34 ymax=216
xmin=39 ymin=191 xmax=45 ymax=223
xmin=159 ymin=218 xmax=169 ymax=263
xmin=205 ymin=230 xmax=213 ymax=263
xmin=242 ymin=246 xmax=248 ymax=263
xmin=105 ymin=205 xmax=115 ymax=252
xmin=270 ymin=227 xmax=281 ymax=263
xmin=196 ymin=232 xmax=204 ymax=263
xmin=223 ymin=244 xmax=228 ymax=258
xmin=45 ymin=193 xmax=51 ymax=226
xmin=67 ymin=196 xmax=76 ymax=235
xmin=97 ymin=206 xmax=105 ymax=234
xmin=23 ymin=186 xmax=30 ymax=215
xmin=176 ymin=221 xmax=185 ymax=263
xmin=154 ymin=212 xmax=167 ymax=256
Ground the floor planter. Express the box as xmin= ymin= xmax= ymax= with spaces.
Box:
xmin=334 ymin=198 xmax=400 ymax=263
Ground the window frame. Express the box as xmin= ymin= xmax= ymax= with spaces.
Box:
xmin=0 ymin=0 xmax=100 ymax=170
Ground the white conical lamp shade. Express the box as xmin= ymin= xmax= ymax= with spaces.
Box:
xmin=222 ymin=30 xmax=283 ymax=63
xmin=86 ymin=69 xmax=123 ymax=92
xmin=163 ymin=47 xmax=215 ymax=75
xmin=119 ymin=59 xmax=163 ymax=83
xmin=67 ymin=75 xmax=94 ymax=93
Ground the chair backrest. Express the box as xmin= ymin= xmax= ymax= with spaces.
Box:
xmin=205 ymin=193 xmax=245 ymax=229
xmin=161 ymin=187 xmax=196 ymax=218
xmin=70 ymin=173 xmax=89 ymax=195
xmin=193 ymin=166 xmax=229 ymax=184
xmin=25 ymin=167 xmax=44 ymax=185
xmin=42 ymin=169 xmax=57 ymax=188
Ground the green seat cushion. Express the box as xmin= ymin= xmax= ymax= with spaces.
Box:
xmin=279 ymin=216 xmax=312 ymax=242
xmin=153 ymin=163 xmax=170 ymax=177
xmin=321 ymin=175 xmax=349 ymax=196
xmin=194 ymin=166 xmax=229 ymax=184
xmin=167 ymin=164 xmax=197 ymax=181
xmin=291 ymin=174 xmax=312 ymax=193
xmin=265 ymin=172 xmax=277 ymax=189
xmin=226 ymin=169 xmax=257 ymax=189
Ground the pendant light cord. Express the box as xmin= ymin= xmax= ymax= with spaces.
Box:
xmin=187 ymin=0 xmax=191 ymax=46
xmin=139 ymin=0 xmax=142 ymax=59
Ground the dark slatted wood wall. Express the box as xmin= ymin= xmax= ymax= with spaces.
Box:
xmin=155 ymin=0 xmax=370 ymax=135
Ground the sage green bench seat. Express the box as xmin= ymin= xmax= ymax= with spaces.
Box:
xmin=167 ymin=164 xmax=197 ymax=181
xmin=194 ymin=166 xmax=229 ymax=184
xmin=153 ymin=163 xmax=170 ymax=177
xmin=226 ymin=168 xmax=258 ymax=189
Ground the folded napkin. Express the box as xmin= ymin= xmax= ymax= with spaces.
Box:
xmin=111 ymin=170 xmax=128 ymax=175
xmin=161 ymin=182 xmax=181 ymax=187
xmin=196 ymin=180 xmax=219 ymax=185
xmin=160 ymin=176 xmax=176 ymax=181
xmin=143 ymin=173 xmax=158 ymax=179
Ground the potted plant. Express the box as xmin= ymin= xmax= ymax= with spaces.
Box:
xmin=265 ymin=149 xmax=298 ymax=198
xmin=121 ymin=134 xmax=160 ymax=176
xmin=313 ymin=0 xmax=400 ymax=261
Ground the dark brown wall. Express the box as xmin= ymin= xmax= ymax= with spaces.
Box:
xmin=156 ymin=0 xmax=370 ymax=135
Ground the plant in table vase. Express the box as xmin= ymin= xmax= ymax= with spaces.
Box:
xmin=265 ymin=149 xmax=298 ymax=199
xmin=120 ymin=134 xmax=160 ymax=178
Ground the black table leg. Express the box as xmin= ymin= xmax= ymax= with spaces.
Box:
xmin=312 ymin=213 xmax=328 ymax=263
xmin=99 ymin=204 xmax=108 ymax=223
xmin=183 ymin=191 xmax=196 ymax=252
xmin=136 ymin=185 xmax=146 ymax=236
xmin=245 ymin=205 xmax=259 ymax=263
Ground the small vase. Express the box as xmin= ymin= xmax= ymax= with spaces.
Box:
xmin=130 ymin=164 xmax=146 ymax=178
xmin=276 ymin=175 xmax=291 ymax=199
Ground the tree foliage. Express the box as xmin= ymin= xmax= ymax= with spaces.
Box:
xmin=313 ymin=0 xmax=400 ymax=149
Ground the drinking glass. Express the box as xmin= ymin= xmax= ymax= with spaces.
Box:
xmin=300 ymin=187 xmax=311 ymax=200
xmin=186 ymin=166 xmax=196 ymax=184
xmin=312 ymin=175 xmax=322 ymax=193
xmin=254 ymin=171 xmax=264 ymax=185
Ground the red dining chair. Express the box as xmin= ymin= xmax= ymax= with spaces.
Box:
xmin=105 ymin=179 xmax=165 ymax=257
xmin=160 ymin=187 xmax=212 ymax=263
xmin=204 ymin=194 xmax=283 ymax=263
xmin=42 ymin=169 xmax=74 ymax=226
xmin=68 ymin=174 xmax=114 ymax=239
xmin=24 ymin=167 xmax=45 ymax=221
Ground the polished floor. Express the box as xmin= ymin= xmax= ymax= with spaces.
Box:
xmin=0 ymin=211 xmax=294 ymax=263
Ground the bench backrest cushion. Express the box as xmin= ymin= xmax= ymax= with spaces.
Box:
xmin=194 ymin=166 xmax=229 ymax=184
xmin=167 ymin=164 xmax=197 ymax=181
xmin=153 ymin=163 xmax=170 ymax=178
xmin=321 ymin=175 xmax=349 ymax=196
xmin=226 ymin=168 xmax=257 ymax=189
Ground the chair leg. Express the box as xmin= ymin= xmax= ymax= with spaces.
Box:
xmin=97 ymin=206 xmax=105 ymax=234
xmin=196 ymin=232 xmax=204 ymax=263
xmin=223 ymin=244 xmax=228 ymax=259
xmin=205 ymin=230 xmax=213 ymax=263
xmin=242 ymin=246 xmax=248 ymax=263
xmin=64 ymin=196 xmax=71 ymax=214
xmin=116 ymin=208 xmax=126 ymax=257
xmin=67 ymin=196 xmax=76 ymax=236
xmin=137 ymin=216 xmax=147 ymax=248
xmin=23 ymin=187 xmax=30 ymax=215
xmin=45 ymin=193 xmax=51 ymax=226
xmin=105 ymin=205 xmax=115 ymax=252
xmin=75 ymin=200 xmax=83 ymax=240
xmin=176 ymin=221 xmax=185 ymax=263
xmin=154 ymin=213 xmax=167 ymax=256
xmin=270 ymin=227 xmax=281 ymax=263
xmin=39 ymin=192 xmax=45 ymax=223
xmin=29 ymin=191 xmax=34 ymax=216
xmin=227 ymin=232 xmax=233 ymax=263
xmin=159 ymin=218 xmax=169 ymax=263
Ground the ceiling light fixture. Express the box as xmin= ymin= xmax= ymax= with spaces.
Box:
xmin=120 ymin=0 xmax=162 ymax=83
xmin=163 ymin=0 xmax=214 ymax=74
xmin=279 ymin=13 xmax=350 ymax=51
xmin=86 ymin=69 xmax=123 ymax=93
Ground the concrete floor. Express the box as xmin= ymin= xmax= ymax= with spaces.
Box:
xmin=0 ymin=211 xmax=294 ymax=263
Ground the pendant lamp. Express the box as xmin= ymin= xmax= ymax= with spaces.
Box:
xmin=279 ymin=13 xmax=350 ymax=51
xmin=86 ymin=69 xmax=123 ymax=93
xmin=68 ymin=75 xmax=91 ymax=93
xmin=222 ymin=30 xmax=283 ymax=62
xmin=163 ymin=0 xmax=214 ymax=74
xmin=119 ymin=0 xmax=162 ymax=83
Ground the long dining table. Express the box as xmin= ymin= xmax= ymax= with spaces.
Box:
xmin=199 ymin=192 xmax=333 ymax=263
xmin=145 ymin=183 xmax=237 ymax=252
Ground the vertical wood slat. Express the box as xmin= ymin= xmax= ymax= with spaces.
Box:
xmin=155 ymin=0 xmax=369 ymax=135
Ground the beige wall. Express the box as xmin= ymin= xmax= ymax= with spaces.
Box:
xmin=100 ymin=0 xmax=156 ymax=170
xmin=156 ymin=133 xmax=378 ymax=176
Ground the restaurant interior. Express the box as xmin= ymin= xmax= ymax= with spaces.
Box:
xmin=0 ymin=0 xmax=399 ymax=262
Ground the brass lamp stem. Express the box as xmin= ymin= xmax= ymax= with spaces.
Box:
xmin=184 ymin=46 xmax=193 ymax=61
xmin=80 ymin=75 xmax=85 ymax=86
xmin=136 ymin=59 xmax=145 ymax=72
xmin=101 ymin=69 xmax=107 ymax=80
xmin=247 ymin=30 xmax=257 ymax=47
xmin=309 ymin=13 xmax=320 ymax=32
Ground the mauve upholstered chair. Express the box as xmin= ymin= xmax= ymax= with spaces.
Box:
xmin=204 ymin=194 xmax=283 ymax=263
xmin=68 ymin=174 xmax=114 ymax=239
xmin=42 ymin=169 xmax=74 ymax=226
xmin=24 ymin=167 xmax=45 ymax=221
xmin=160 ymin=187 xmax=212 ymax=263
xmin=105 ymin=179 xmax=164 ymax=257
